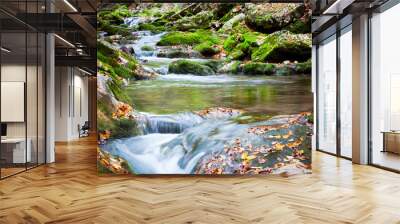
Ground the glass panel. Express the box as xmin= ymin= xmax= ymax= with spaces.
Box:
xmin=317 ymin=35 xmax=337 ymax=154
xmin=371 ymin=4 xmax=400 ymax=171
xmin=1 ymin=31 xmax=27 ymax=177
xmin=339 ymin=26 xmax=352 ymax=158
xmin=38 ymin=32 xmax=45 ymax=165
xmin=27 ymin=31 xmax=38 ymax=169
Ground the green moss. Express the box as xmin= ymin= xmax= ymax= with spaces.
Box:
xmin=169 ymin=60 xmax=215 ymax=75
xmin=97 ymin=41 xmax=138 ymax=81
xmin=243 ymin=62 xmax=275 ymax=75
xmin=223 ymin=35 xmax=238 ymax=52
xmin=174 ymin=11 xmax=214 ymax=31
xmin=138 ymin=23 xmax=166 ymax=34
xmin=285 ymin=18 xmax=311 ymax=34
xmin=194 ymin=42 xmax=220 ymax=56
xmin=275 ymin=66 xmax=293 ymax=76
xmin=203 ymin=60 xmax=223 ymax=72
xmin=224 ymin=32 xmax=263 ymax=60
xmin=141 ymin=45 xmax=154 ymax=51
xmin=294 ymin=59 xmax=311 ymax=74
xmin=157 ymin=50 xmax=191 ymax=58
xmin=230 ymin=49 xmax=245 ymax=60
xmin=98 ymin=4 xmax=134 ymax=35
xmin=157 ymin=30 xmax=220 ymax=46
xmin=220 ymin=61 xmax=241 ymax=74
xmin=111 ymin=118 xmax=139 ymax=138
xmin=251 ymin=31 xmax=311 ymax=63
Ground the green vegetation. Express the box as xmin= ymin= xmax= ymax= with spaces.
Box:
xmin=224 ymin=32 xmax=264 ymax=60
xmin=194 ymin=42 xmax=220 ymax=56
xmin=138 ymin=23 xmax=166 ymax=33
xmin=111 ymin=118 xmax=140 ymax=138
xmin=243 ymin=62 xmax=275 ymax=75
xmin=174 ymin=11 xmax=214 ymax=31
xmin=157 ymin=30 xmax=220 ymax=46
xmin=294 ymin=59 xmax=311 ymax=74
xmin=141 ymin=45 xmax=154 ymax=51
xmin=98 ymin=4 xmax=134 ymax=35
xmin=251 ymin=31 xmax=311 ymax=63
xmin=244 ymin=4 xmax=301 ymax=34
xmin=169 ymin=60 xmax=216 ymax=75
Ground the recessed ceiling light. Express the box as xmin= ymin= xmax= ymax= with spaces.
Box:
xmin=63 ymin=0 xmax=78 ymax=12
xmin=1 ymin=47 xmax=11 ymax=53
xmin=54 ymin=34 xmax=75 ymax=48
xmin=78 ymin=68 xmax=92 ymax=76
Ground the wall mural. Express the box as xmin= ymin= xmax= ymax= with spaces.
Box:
xmin=97 ymin=2 xmax=313 ymax=175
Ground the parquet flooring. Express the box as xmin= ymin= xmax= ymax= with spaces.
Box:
xmin=1 ymin=136 xmax=400 ymax=224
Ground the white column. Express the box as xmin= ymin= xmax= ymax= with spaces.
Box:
xmin=46 ymin=33 xmax=55 ymax=163
xmin=352 ymin=14 xmax=369 ymax=164
xmin=312 ymin=45 xmax=317 ymax=151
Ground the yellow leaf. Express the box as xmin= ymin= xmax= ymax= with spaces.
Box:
xmin=275 ymin=143 xmax=285 ymax=151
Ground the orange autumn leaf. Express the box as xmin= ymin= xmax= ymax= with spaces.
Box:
xmin=274 ymin=143 xmax=285 ymax=151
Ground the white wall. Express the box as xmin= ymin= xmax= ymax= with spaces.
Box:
xmin=54 ymin=67 xmax=89 ymax=141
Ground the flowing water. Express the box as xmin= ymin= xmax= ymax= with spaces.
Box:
xmin=101 ymin=26 xmax=313 ymax=174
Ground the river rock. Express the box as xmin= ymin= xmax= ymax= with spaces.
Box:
xmin=219 ymin=13 xmax=245 ymax=33
xmin=120 ymin=46 xmax=135 ymax=55
xmin=251 ymin=31 xmax=311 ymax=63
xmin=218 ymin=61 xmax=241 ymax=74
xmin=244 ymin=3 xmax=305 ymax=34
xmin=157 ymin=47 xmax=202 ymax=58
xmin=174 ymin=11 xmax=214 ymax=31
xmin=168 ymin=59 xmax=215 ymax=75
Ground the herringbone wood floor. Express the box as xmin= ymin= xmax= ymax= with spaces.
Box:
xmin=1 ymin=136 xmax=400 ymax=224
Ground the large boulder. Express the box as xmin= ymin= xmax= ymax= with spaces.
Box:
xmin=168 ymin=59 xmax=215 ymax=75
xmin=218 ymin=61 xmax=241 ymax=74
xmin=218 ymin=13 xmax=245 ymax=34
xmin=223 ymin=32 xmax=265 ymax=60
xmin=251 ymin=31 xmax=311 ymax=63
xmin=243 ymin=62 xmax=276 ymax=75
xmin=174 ymin=11 xmax=214 ymax=31
xmin=244 ymin=3 xmax=305 ymax=34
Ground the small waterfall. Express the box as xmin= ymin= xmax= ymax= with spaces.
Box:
xmin=102 ymin=120 xmax=250 ymax=174
xmin=130 ymin=31 xmax=165 ymax=58
xmin=124 ymin=17 xmax=143 ymax=27
xmin=136 ymin=112 xmax=204 ymax=134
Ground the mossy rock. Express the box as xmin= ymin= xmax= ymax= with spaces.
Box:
xmin=244 ymin=3 xmax=305 ymax=34
xmin=284 ymin=17 xmax=311 ymax=34
xmin=169 ymin=60 xmax=215 ymax=75
xmin=230 ymin=49 xmax=245 ymax=60
xmin=213 ymin=3 xmax=236 ymax=19
xmin=224 ymin=31 xmax=264 ymax=60
xmin=218 ymin=61 xmax=241 ymax=74
xmin=194 ymin=42 xmax=221 ymax=57
xmin=141 ymin=45 xmax=154 ymax=51
xmin=275 ymin=66 xmax=294 ymax=76
xmin=251 ymin=31 xmax=311 ymax=63
xmin=243 ymin=62 xmax=275 ymax=75
xmin=138 ymin=23 xmax=166 ymax=34
xmin=294 ymin=59 xmax=311 ymax=74
xmin=98 ymin=5 xmax=134 ymax=35
xmin=157 ymin=30 xmax=220 ymax=46
xmin=157 ymin=48 xmax=202 ymax=58
xmin=223 ymin=35 xmax=239 ymax=52
xmin=202 ymin=60 xmax=223 ymax=72
xmin=174 ymin=11 xmax=214 ymax=31
xmin=219 ymin=13 xmax=245 ymax=34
